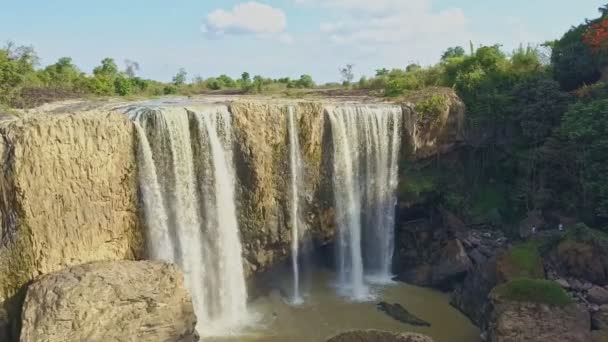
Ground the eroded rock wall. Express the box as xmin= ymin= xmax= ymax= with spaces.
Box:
xmin=0 ymin=112 xmax=143 ymax=340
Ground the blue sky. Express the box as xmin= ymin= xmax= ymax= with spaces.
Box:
xmin=0 ymin=0 xmax=605 ymax=83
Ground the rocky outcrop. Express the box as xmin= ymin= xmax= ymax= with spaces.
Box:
xmin=401 ymin=88 xmax=466 ymax=160
xmin=0 ymin=112 xmax=142 ymax=340
xmin=549 ymin=238 xmax=608 ymax=286
xmin=19 ymin=260 xmax=196 ymax=342
xmin=487 ymin=299 xmax=591 ymax=342
xmin=377 ymin=302 xmax=431 ymax=327
xmin=327 ymin=330 xmax=434 ymax=342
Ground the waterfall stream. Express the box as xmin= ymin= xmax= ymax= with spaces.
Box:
xmin=327 ymin=105 xmax=402 ymax=300
xmin=129 ymin=105 xmax=249 ymax=336
xmin=288 ymin=106 xmax=304 ymax=304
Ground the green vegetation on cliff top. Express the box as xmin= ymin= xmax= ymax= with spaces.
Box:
xmin=492 ymin=279 xmax=573 ymax=306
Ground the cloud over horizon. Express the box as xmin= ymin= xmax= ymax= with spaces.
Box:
xmin=202 ymin=2 xmax=293 ymax=43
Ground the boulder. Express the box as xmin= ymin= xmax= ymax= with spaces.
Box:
xmin=451 ymin=253 xmax=503 ymax=327
xmin=327 ymin=330 xmax=434 ymax=342
xmin=551 ymin=239 xmax=608 ymax=285
xmin=431 ymin=239 xmax=472 ymax=287
xmin=588 ymin=286 xmax=608 ymax=305
xmin=592 ymin=305 xmax=608 ymax=330
xmin=487 ymin=300 xmax=591 ymax=342
xmin=19 ymin=261 xmax=197 ymax=342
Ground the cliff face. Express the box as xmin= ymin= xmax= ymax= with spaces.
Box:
xmin=0 ymin=90 xmax=464 ymax=339
xmin=0 ymin=112 xmax=143 ymax=339
xmin=231 ymin=101 xmax=331 ymax=275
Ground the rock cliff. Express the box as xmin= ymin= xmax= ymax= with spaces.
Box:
xmin=0 ymin=90 xmax=465 ymax=340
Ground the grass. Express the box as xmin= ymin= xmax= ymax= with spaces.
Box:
xmin=492 ymin=278 xmax=573 ymax=306
xmin=505 ymin=240 xmax=544 ymax=278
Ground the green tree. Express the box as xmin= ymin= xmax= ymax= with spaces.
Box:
xmin=93 ymin=58 xmax=118 ymax=77
xmin=252 ymin=75 xmax=264 ymax=93
xmin=173 ymin=68 xmax=187 ymax=86
xmin=217 ymin=74 xmax=236 ymax=88
xmin=560 ymin=99 xmax=608 ymax=223
xmin=240 ymin=72 xmax=251 ymax=87
xmin=552 ymin=24 xmax=601 ymax=90
xmin=441 ymin=46 xmax=466 ymax=60
xmin=42 ymin=57 xmax=83 ymax=89
xmin=295 ymin=74 xmax=315 ymax=88
xmin=113 ymin=75 xmax=132 ymax=96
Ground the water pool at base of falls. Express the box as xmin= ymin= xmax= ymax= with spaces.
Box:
xmin=203 ymin=270 xmax=481 ymax=342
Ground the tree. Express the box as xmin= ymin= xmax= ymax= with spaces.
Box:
xmin=173 ymin=68 xmax=187 ymax=86
xmin=295 ymin=74 xmax=315 ymax=88
xmin=252 ymin=75 xmax=264 ymax=93
xmin=552 ymin=24 xmax=601 ymax=90
xmin=124 ymin=60 xmax=140 ymax=78
xmin=93 ymin=58 xmax=118 ymax=77
xmin=406 ymin=63 xmax=421 ymax=72
xmin=217 ymin=74 xmax=236 ymax=88
xmin=241 ymin=72 xmax=251 ymax=84
xmin=42 ymin=57 xmax=82 ymax=89
xmin=339 ymin=64 xmax=355 ymax=85
xmin=375 ymin=68 xmax=389 ymax=77
xmin=441 ymin=46 xmax=466 ymax=60
xmin=560 ymin=99 xmax=608 ymax=223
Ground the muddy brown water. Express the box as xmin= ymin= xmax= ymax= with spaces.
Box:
xmin=204 ymin=270 xmax=481 ymax=342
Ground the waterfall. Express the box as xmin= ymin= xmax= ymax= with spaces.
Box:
xmin=327 ymin=105 xmax=402 ymax=300
xmin=288 ymin=106 xmax=304 ymax=304
xmin=129 ymin=105 xmax=249 ymax=336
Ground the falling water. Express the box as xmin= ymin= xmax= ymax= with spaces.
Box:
xmin=129 ymin=105 xmax=249 ymax=336
xmin=288 ymin=106 xmax=304 ymax=304
xmin=327 ymin=105 xmax=402 ymax=300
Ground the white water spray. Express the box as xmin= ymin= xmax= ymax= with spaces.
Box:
xmin=326 ymin=105 xmax=402 ymax=299
xmin=129 ymin=105 xmax=249 ymax=336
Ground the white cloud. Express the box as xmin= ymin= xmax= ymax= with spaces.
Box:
xmin=202 ymin=2 xmax=292 ymax=43
xmin=318 ymin=7 xmax=467 ymax=45
xmin=296 ymin=0 xmax=429 ymax=14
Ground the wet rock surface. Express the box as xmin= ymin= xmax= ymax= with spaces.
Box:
xmin=377 ymin=302 xmax=431 ymax=327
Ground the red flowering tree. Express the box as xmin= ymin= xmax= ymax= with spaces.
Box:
xmin=583 ymin=17 xmax=608 ymax=51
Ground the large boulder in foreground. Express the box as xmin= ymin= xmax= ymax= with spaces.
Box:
xmin=327 ymin=330 xmax=434 ymax=342
xmin=19 ymin=261 xmax=196 ymax=342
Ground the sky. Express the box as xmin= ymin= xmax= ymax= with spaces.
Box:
xmin=0 ymin=0 xmax=605 ymax=83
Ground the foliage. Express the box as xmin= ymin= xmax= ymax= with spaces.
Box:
xmin=560 ymin=99 xmax=608 ymax=224
xmin=172 ymin=68 xmax=187 ymax=86
xmin=504 ymin=240 xmax=544 ymax=279
xmin=441 ymin=46 xmax=466 ymax=60
xmin=552 ymin=9 xmax=607 ymax=91
xmin=492 ymin=279 xmax=573 ymax=306
xmin=414 ymin=95 xmax=446 ymax=122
